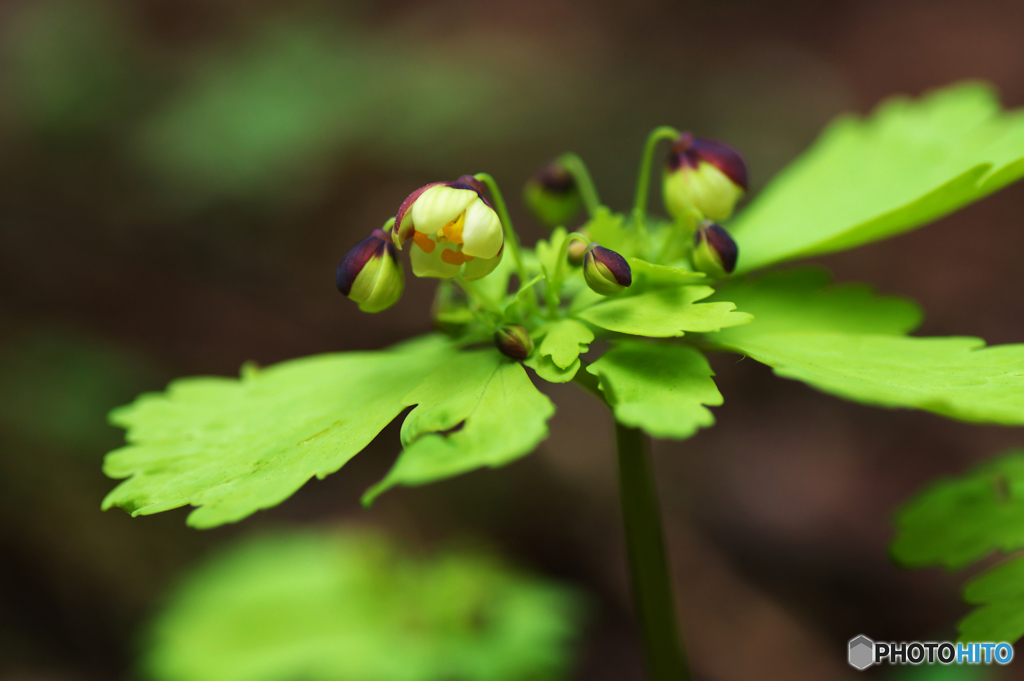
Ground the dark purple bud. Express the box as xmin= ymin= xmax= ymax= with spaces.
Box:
xmin=523 ymin=161 xmax=582 ymax=228
xmin=494 ymin=324 xmax=534 ymax=360
xmin=666 ymin=132 xmax=748 ymax=190
xmin=692 ymin=221 xmax=738 ymax=277
xmin=336 ymin=228 xmax=404 ymax=313
xmin=583 ymin=244 xmax=632 ymax=295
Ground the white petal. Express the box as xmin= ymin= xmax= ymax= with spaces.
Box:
xmin=460 ymin=198 xmax=503 ymax=259
xmin=410 ymin=240 xmax=462 ymax=279
xmin=411 ymin=185 xmax=477 ymax=234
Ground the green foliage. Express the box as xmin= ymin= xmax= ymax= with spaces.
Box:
xmin=714 ymin=334 xmax=1024 ymax=425
xmin=577 ymin=286 xmax=752 ymax=338
xmin=143 ymin=529 xmax=582 ymax=681
xmin=587 ymin=342 xmax=721 ymax=439
xmin=894 ymin=450 xmax=1024 ymax=643
xmin=363 ymin=351 xmax=554 ymax=505
xmin=536 ymin=320 xmax=594 ymax=370
xmin=732 ymin=82 xmax=1024 ymax=272
xmin=102 ymin=336 xmax=456 ymax=528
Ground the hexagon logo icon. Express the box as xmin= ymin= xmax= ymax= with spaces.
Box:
xmin=848 ymin=635 xmax=874 ymax=670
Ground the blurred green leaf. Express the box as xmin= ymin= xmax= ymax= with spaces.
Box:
xmin=583 ymin=208 xmax=632 ymax=255
xmin=577 ymin=286 xmax=751 ymax=338
xmin=961 ymin=556 xmax=1024 ymax=643
xmin=524 ymin=353 xmax=580 ymax=384
xmin=732 ymin=82 xmax=1024 ymax=273
xmin=144 ymin=529 xmax=583 ymax=681
xmin=587 ymin=342 xmax=721 ymax=440
xmin=706 ymin=267 xmax=922 ymax=343
xmin=363 ymin=351 xmax=554 ymax=504
xmin=894 ymin=450 xmax=1024 ymax=569
xmin=627 ymin=258 xmax=705 ymax=293
xmin=103 ymin=336 xmax=456 ymax=528
xmin=713 ymin=334 xmax=1024 ymax=424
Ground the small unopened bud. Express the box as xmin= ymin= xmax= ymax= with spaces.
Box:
xmin=523 ymin=162 xmax=582 ymax=228
xmin=583 ymin=244 xmax=632 ymax=296
xmin=567 ymin=235 xmax=589 ymax=267
xmin=336 ymin=228 xmax=404 ymax=313
xmin=663 ymin=132 xmax=748 ymax=221
xmin=494 ymin=324 xmax=533 ymax=360
xmin=692 ymin=221 xmax=738 ymax=278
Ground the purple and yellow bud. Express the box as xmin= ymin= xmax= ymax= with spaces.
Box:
xmin=523 ymin=162 xmax=582 ymax=228
xmin=336 ymin=228 xmax=404 ymax=313
xmin=692 ymin=221 xmax=738 ymax=278
xmin=494 ymin=324 xmax=534 ymax=360
xmin=391 ymin=177 xmax=504 ymax=281
xmin=583 ymin=243 xmax=632 ymax=296
xmin=663 ymin=133 xmax=748 ymax=221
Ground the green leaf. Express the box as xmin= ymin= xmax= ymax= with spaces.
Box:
xmin=577 ymin=286 xmax=752 ymax=338
xmin=534 ymin=227 xmax=568 ymax=281
xmin=732 ymin=82 xmax=1024 ymax=273
xmin=718 ymin=333 xmax=1024 ymax=425
xmin=524 ymin=353 xmax=580 ymax=384
xmin=363 ymin=351 xmax=555 ymax=504
xmin=587 ymin=342 xmax=722 ymax=439
xmin=627 ymin=258 xmax=705 ymax=293
xmin=583 ymin=206 xmax=632 ymax=255
xmin=537 ymin=319 xmax=594 ymax=370
xmin=893 ymin=450 xmax=1024 ymax=570
xmin=893 ymin=449 xmax=1024 ymax=644
xmin=706 ymin=267 xmax=923 ymax=343
xmin=143 ymin=529 xmax=583 ymax=681
xmin=961 ymin=556 xmax=1024 ymax=643
xmin=102 ymin=336 xmax=456 ymax=528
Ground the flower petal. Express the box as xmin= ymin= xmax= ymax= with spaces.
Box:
xmin=411 ymin=185 xmax=477 ymax=235
xmin=411 ymin=236 xmax=462 ymax=279
xmin=393 ymin=182 xmax=443 ymax=246
xmin=462 ymin=245 xmax=503 ymax=281
xmin=460 ymin=198 xmax=503 ymax=259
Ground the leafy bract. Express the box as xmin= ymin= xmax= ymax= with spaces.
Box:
xmin=144 ymin=529 xmax=582 ymax=681
xmin=363 ymin=351 xmax=554 ymax=504
xmin=537 ymin=320 xmax=594 ymax=370
xmin=103 ymin=336 xmax=456 ymax=528
xmin=893 ymin=450 xmax=1024 ymax=570
xmin=707 ymin=268 xmax=922 ymax=341
xmin=587 ymin=342 xmax=722 ymax=439
xmin=577 ymin=286 xmax=752 ymax=338
xmin=627 ymin=258 xmax=705 ymax=293
xmin=893 ymin=449 xmax=1024 ymax=643
xmin=732 ymin=83 xmax=1024 ymax=273
xmin=524 ymin=353 xmax=580 ymax=384
xmin=715 ymin=333 xmax=1024 ymax=425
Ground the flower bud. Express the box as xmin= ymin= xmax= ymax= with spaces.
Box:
xmin=567 ymin=238 xmax=588 ymax=267
xmin=523 ymin=162 xmax=582 ymax=228
xmin=494 ymin=324 xmax=533 ymax=360
xmin=336 ymin=228 xmax=404 ymax=313
xmin=663 ymin=132 xmax=748 ymax=221
xmin=692 ymin=221 xmax=738 ymax=278
xmin=583 ymin=244 xmax=632 ymax=296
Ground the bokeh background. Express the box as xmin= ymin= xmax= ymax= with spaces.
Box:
xmin=3 ymin=0 xmax=1024 ymax=679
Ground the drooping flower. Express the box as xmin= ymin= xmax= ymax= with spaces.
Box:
xmin=583 ymin=243 xmax=632 ymax=295
xmin=692 ymin=220 xmax=739 ymax=277
xmin=391 ymin=176 xmax=504 ymax=281
xmin=336 ymin=228 xmax=404 ymax=313
xmin=523 ymin=161 xmax=582 ymax=228
xmin=662 ymin=132 xmax=748 ymax=221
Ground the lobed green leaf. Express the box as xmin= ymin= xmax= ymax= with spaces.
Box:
xmin=363 ymin=351 xmax=555 ymax=504
xmin=587 ymin=342 xmax=722 ymax=440
xmin=536 ymin=319 xmax=594 ymax=370
xmin=143 ymin=529 xmax=583 ymax=681
xmin=577 ymin=285 xmax=752 ymax=338
xmin=102 ymin=336 xmax=456 ymax=528
xmin=732 ymin=82 xmax=1024 ymax=273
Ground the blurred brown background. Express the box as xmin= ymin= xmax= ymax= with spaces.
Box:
xmin=2 ymin=0 xmax=1024 ymax=679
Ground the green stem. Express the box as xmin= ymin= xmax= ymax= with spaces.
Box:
xmin=573 ymin=362 xmax=691 ymax=681
xmin=453 ymin=277 xmax=502 ymax=317
xmin=474 ymin=173 xmax=537 ymax=314
xmin=556 ymin=152 xmax=601 ymax=217
xmin=544 ymin=232 xmax=590 ymax=316
xmin=616 ymin=423 xmax=690 ymax=681
xmin=631 ymin=126 xmax=680 ymax=234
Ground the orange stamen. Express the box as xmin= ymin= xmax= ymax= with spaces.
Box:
xmin=441 ymin=212 xmax=466 ymax=244
xmin=413 ymin=231 xmax=436 ymax=253
xmin=441 ymin=249 xmax=474 ymax=265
